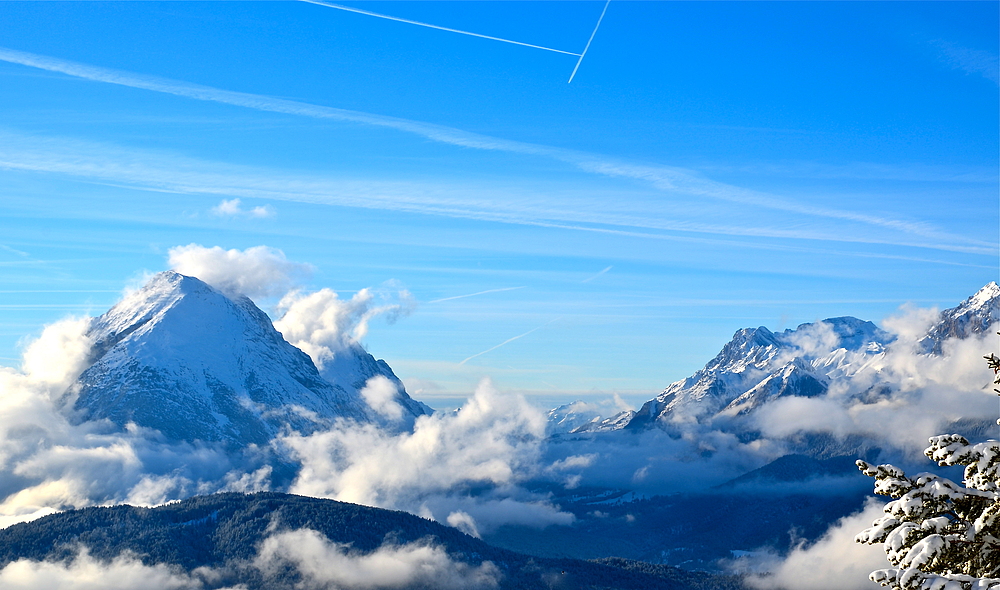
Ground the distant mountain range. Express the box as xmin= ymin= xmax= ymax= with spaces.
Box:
xmin=625 ymin=315 xmax=888 ymax=432
xmin=551 ymin=283 xmax=1000 ymax=445
xmin=67 ymin=271 xmax=429 ymax=447
xmin=71 ymin=272 xmax=1000 ymax=457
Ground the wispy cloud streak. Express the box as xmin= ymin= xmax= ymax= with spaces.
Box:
xmin=930 ymin=39 xmax=1000 ymax=85
xmin=459 ymin=317 xmax=562 ymax=365
xmin=428 ymin=287 xmax=525 ymax=304
xmin=0 ymin=46 xmax=992 ymax=255
xmin=0 ymin=129 xmax=994 ymax=257
xmin=0 ymin=245 xmax=29 ymax=258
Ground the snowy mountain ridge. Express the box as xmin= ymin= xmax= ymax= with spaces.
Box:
xmin=70 ymin=271 xmax=428 ymax=447
xmin=624 ymin=315 xmax=890 ymax=431
xmin=919 ymin=281 xmax=1000 ymax=354
xmin=550 ymin=283 xmax=1000 ymax=437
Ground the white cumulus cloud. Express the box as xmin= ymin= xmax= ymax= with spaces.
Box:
xmin=279 ymin=379 xmax=572 ymax=533
xmin=273 ymin=284 xmax=414 ymax=367
xmin=211 ymin=198 xmax=275 ymax=219
xmin=0 ymin=548 xmax=229 ymax=590
xmin=360 ymin=376 xmax=404 ymax=421
xmin=167 ymin=244 xmax=312 ymax=299
xmin=746 ymin=499 xmax=886 ymax=590
xmin=255 ymin=528 xmax=499 ymax=590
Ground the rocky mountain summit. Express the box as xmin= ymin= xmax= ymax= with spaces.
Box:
xmin=625 ymin=283 xmax=999 ymax=434
xmin=550 ymin=283 xmax=1000 ymax=439
xmin=919 ymin=281 xmax=1000 ymax=354
xmin=625 ymin=316 xmax=890 ymax=432
xmin=68 ymin=271 xmax=428 ymax=447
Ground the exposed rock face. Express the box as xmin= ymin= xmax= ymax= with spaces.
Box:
xmin=625 ymin=316 xmax=890 ymax=432
xmin=620 ymin=285 xmax=1000 ymax=440
xmin=919 ymin=282 xmax=1000 ymax=355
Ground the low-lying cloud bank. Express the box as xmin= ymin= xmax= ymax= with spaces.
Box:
xmin=752 ymin=311 xmax=1000 ymax=455
xmin=744 ymin=500 xmax=886 ymax=590
xmin=256 ymin=528 xmax=499 ymax=589
xmin=0 ymin=529 xmax=497 ymax=590
xmin=0 ymin=328 xmax=563 ymax=540
xmin=0 ymin=549 xmax=222 ymax=590
xmin=280 ymin=379 xmax=573 ymax=533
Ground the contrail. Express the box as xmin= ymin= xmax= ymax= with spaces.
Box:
xmin=581 ymin=265 xmax=612 ymax=283
xmin=428 ymin=286 xmax=525 ymax=304
xmin=299 ymin=0 xmax=581 ymax=57
xmin=568 ymin=0 xmax=610 ymax=83
xmin=459 ymin=317 xmax=562 ymax=365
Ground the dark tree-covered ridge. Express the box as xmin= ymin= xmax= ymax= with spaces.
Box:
xmin=0 ymin=492 xmax=745 ymax=590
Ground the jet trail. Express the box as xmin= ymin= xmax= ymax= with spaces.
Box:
xmin=428 ymin=286 xmax=525 ymax=304
xmin=568 ymin=0 xmax=611 ymax=83
xmin=459 ymin=317 xmax=562 ymax=365
xmin=299 ymin=0 xmax=581 ymax=57
xmin=581 ymin=266 xmax=612 ymax=283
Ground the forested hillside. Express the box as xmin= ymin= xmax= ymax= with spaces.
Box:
xmin=0 ymin=492 xmax=745 ymax=590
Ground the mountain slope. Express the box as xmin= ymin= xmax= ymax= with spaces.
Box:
xmin=625 ymin=316 xmax=889 ymax=432
xmin=919 ymin=282 xmax=1000 ymax=354
xmin=622 ymin=284 xmax=999 ymax=437
xmin=0 ymin=492 xmax=745 ymax=590
xmin=69 ymin=272 xmax=426 ymax=446
xmin=317 ymin=341 xmax=432 ymax=425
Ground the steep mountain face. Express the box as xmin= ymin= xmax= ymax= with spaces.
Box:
xmin=919 ymin=282 xmax=1000 ymax=354
xmin=625 ymin=316 xmax=890 ymax=431
xmin=621 ymin=284 xmax=1000 ymax=435
xmin=69 ymin=272 xmax=427 ymax=446
xmin=316 ymin=342 xmax=431 ymax=423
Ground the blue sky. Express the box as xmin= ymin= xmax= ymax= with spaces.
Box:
xmin=0 ymin=1 xmax=997 ymax=409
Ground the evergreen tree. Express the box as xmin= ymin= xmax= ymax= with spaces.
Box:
xmin=855 ymin=352 xmax=1000 ymax=589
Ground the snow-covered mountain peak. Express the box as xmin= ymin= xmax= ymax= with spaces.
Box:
xmin=88 ymin=271 xmax=272 ymax=363
xmin=919 ymin=282 xmax=1000 ymax=355
xmin=721 ymin=326 xmax=781 ymax=356
xmin=71 ymin=272 xmax=428 ymax=446
xmin=626 ymin=284 xmax=1000 ymax=435
xmin=969 ymin=281 xmax=1000 ymax=309
xmin=782 ymin=316 xmax=888 ymax=353
xmin=89 ymin=271 xmax=200 ymax=339
xmin=699 ymin=326 xmax=783 ymax=376
xmin=775 ymin=316 xmax=891 ymax=360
